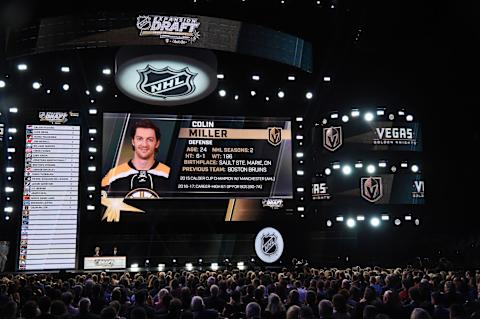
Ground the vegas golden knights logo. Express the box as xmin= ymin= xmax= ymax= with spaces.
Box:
xmin=360 ymin=177 xmax=383 ymax=203
xmin=268 ymin=127 xmax=282 ymax=146
xmin=323 ymin=126 xmax=342 ymax=152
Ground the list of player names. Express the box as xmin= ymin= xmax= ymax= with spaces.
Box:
xmin=19 ymin=125 xmax=80 ymax=270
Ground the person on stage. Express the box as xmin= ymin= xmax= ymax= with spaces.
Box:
xmin=94 ymin=246 xmax=101 ymax=257
xmin=102 ymin=119 xmax=170 ymax=199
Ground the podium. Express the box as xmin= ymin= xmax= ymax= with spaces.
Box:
xmin=84 ymin=256 xmax=126 ymax=270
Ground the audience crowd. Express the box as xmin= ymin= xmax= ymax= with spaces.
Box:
xmin=1 ymin=266 xmax=480 ymax=319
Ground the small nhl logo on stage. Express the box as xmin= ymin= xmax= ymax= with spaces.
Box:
xmin=255 ymin=227 xmax=284 ymax=263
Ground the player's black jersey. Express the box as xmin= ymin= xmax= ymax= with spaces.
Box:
xmin=101 ymin=160 xmax=170 ymax=198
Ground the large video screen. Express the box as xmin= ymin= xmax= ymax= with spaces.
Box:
xmin=102 ymin=114 xmax=293 ymax=200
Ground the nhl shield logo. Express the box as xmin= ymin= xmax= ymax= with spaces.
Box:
xmin=360 ymin=177 xmax=383 ymax=203
xmin=261 ymin=233 xmax=278 ymax=255
xmin=268 ymin=127 xmax=282 ymax=146
xmin=136 ymin=65 xmax=197 ymax=99
xmin=323 ymin=126 xmax=343 ymax=152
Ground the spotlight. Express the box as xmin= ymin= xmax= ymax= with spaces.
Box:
xmin=287 ymin=75 xmax=295 ymax=81
xmin=198 ymin=258 xmax=203 ymax=263
xmin=172 ymin=258 xmax=177 ymax=263
xmin=234 ymin=95 xmax=239 ymax=100
xmin=5 ymin=187 xmax=14 ymax=193
xmin=61 ymin=66 xmax=70 ymax=72
xmin=332 ymin=163 xmax=341 ymax=170
xmin=405 ymin=215 xmax=412 ymax=221
xmin=217 ymin=74 xmax=224 ymax=79
xmin=296 ymin=170 xmax=304 ymax=176
xmin=17 ymin=64 xmax=28 ymax=71
xmin=346 ymin=218 xmax=356 ymax=228
xmin=102 ymin=68 xmax=112 ymax=75
xmin=355 ymin=162 xmax=363 ymax=168
xmin=377 ymin=109 xmax=385 ymax=116
xmin=336 ymin=216 xmax=344 ymax=222
xmin=237 ymin=261 xmax=246 ymax=270
xmin=351 ymin=109 xmax=360 ymax=117
xmin=342 ymin=115 xmax=349 ymax=122
xmin=411 ymin=165 xmax=419 ymax=173
xmin=277 ymin=91 xmax=285 ymax=98
xmin=326 ymin=220 xmax=333 ymax=227
xmin=391 ymin=166 xmax=397 ymax=173
xmin=211 ymin=263 xmax=219 ymax=271
xmin=370 ymin=217 xmax=380 ymax=227
xmin=414 ymin=219 xmax=420 ymax=226
xmin=158 ymin=264 xmax=165 ymax=271
xmin=252 ymin=75 xmax=260 ymax=81
xmin=32 ymin=82 xmax=41 ymax=90
xmin=85 ymin=90 xmax=90 ymax=95
xmin=366 ymin=165 xmax=376 ymax=174
xmin=250 ymin=90 xmax=256 ymax=96
xmin=296 ymin=152 xmax=304 ymax=158
xmin=323 ymin=76 xmax=331 ymax=82
xmin=62 ymin=84 xmax=70 ymax=91
xmin=388 ymin=114 xmax=395 ymax=120
xmin=378 ymin=161 xmax=387 ymax=168
xmin=250 ymin=257 xmax=255 ymax=262
xmin=305 ymin=92 xmax=313 ymax=99
xmin=5 ymin=216 xmax=10 ymax=221
xmin=394 ymin=219 xmax=401 ymax=226
xmin=218 ymin=89 xmax=226 ymax=97
xmin=87 ymin=205 xmax=95 ymax=211
xmin=381 ymin=215 xmax=390 ymax=221
xmin=398 ymin=110 xmax=405 ymax=116
xmin=364 ymin=112 xmax=374 ymax=121
xmin=342 ymin=165 xmax=352 ymax=175
xmin=356 ymin=215 xmax=365 ymax=221
xmin=95 ymin=85 xmax=103 ymax=92
xmin=4 ymin=207 xmax=13 ymax=213
xmin=324 ymin=168 xmax=331 ymax=175
xmin=0 ymin=80 xmax=5 ymax=88
xmin=406 ymin=115 xmax=414 ymax=122
xmin=330 ymin=113 xmax=338 ymax=119
xmin=185 ymin=263 xmax=193 ymax=271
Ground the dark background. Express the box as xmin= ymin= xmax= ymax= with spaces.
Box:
xmin=1 ymin=0 xmax=480 ymax=269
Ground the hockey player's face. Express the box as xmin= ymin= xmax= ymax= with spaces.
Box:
xmin=132 ymin=128 xmax=160 ymax=160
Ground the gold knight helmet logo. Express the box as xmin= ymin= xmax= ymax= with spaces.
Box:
xmin=360 ymin=177 xmax=383 ymax=203
xmin=268 ymin=127 xmax=282 ymax=146
xmin=323 ymin=126 xmax=343 ymax=152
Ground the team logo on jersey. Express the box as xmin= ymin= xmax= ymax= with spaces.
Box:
xmin=136 ymin=15 xmax=201 ymax=44
xmin=255 ymin=227 xmax=284 ymax=263
xmin=360 ymin=177 xmax=383 ymax=202
xmin=323 ymin=126 xmax=342 ymax=151
xmin=125 ymin=188 xmax=160 ymax=199
xmin=267 ymin=127 xmax=282 ymax=146
xmin=137 ymin=65 xmax=197 ymax=99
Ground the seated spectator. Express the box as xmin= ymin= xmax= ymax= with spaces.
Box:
xmin=264 ymin=293 xmax=286 ymax=319
xmin=245 ymin=302 xmax=261 ymax=319
xmin=191 ymin=296 xmax=218 ymax=319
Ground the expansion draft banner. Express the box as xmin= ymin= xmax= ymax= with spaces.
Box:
xmin=311 ymin=173 xmax=425 ymax=205
xmin=102 ymin=114 xmax=293 ymax=200
xmin=313 ymin=121 xmax=423 ymax=155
